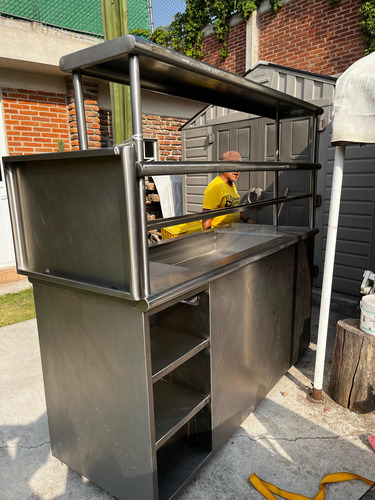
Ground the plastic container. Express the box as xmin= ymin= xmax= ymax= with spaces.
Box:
xmin=360 ymin=294 xmax=375 ymax=335
xmin=161 ymin=221 xmax=203 ymax=239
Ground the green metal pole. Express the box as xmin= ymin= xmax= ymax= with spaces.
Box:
xmin=101 ymin=0 xmax=132 ymax=144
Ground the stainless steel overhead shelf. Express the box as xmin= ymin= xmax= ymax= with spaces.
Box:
xmin=60 ymin=35 xmax=323 ymax=120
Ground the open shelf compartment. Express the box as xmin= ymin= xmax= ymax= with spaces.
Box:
xmin=153 ymin=379 xmax=210 ymax=449
xmin=151 ymin=326 xmax=209 ymax=383
xmin=157 ymin=406 xmax=212 ymax=500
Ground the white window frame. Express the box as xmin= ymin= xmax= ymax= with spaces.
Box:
xmin=143 ymin=138 xmax=158 ymax=161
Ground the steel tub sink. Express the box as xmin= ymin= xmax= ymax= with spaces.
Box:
xmin=149 ymin=226 xmax=282 ymax=270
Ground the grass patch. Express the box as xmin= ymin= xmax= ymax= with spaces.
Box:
xmin=0 ymin=287 xmax=36 ymax=328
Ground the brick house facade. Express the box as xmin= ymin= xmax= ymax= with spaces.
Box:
xmin=2 ymin=79 xmax=186 ymax=159
xmin=142 ymin=115 xmax=186 ymax=161
xmin=2 ymin=88 xmax=71 ymax=155
xmin=200 ymin=0 xmax=365 ymax=77
xmin=202 ymin=21 xmax=247 ymax=75
xmin=258 ymin=0 xmax=365 ymax=76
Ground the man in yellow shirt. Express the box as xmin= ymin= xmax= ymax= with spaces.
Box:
xmin=202 ymin=151 xmax=254 ymax=229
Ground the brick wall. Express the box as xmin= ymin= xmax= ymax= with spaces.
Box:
xmin=2 ymin=88 xmax=71 ymax=155
xmin=142 ymin=115 xmax=187 ymax=160
xmin=202 ymin=21 xmax=247 ymax=75
xmin=259 ymin=0 xmax=365 ymax=76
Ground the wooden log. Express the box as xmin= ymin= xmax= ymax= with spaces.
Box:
xmin=147 ymin=194 xmax=160 ymax=202
xmin=328 ymin=318 xmax=375 ymax=413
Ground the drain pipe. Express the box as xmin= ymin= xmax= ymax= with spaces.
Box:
xmin=311 ymin=144 xmax=346 ymax=401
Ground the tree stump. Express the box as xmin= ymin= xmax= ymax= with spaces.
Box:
xmin=328 ymin=318 xmax=375 ymax=413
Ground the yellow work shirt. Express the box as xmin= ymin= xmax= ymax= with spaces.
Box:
xmin=203 ymin=176 xmax=240 ymax=227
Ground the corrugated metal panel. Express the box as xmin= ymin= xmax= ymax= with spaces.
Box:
xmin=319 ymin=141 xmax=375 ymax=295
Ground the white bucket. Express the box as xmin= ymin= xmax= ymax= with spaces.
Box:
xmin=360 ymin=294 xmax=375 ymax=335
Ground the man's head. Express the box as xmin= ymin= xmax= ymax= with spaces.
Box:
xmin=221 ymin=150 xmax=241 ymax=185
xmin=221 ymin=151 xmax=242 ymax=162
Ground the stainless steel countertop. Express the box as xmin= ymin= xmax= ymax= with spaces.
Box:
xmin=146 ymin=224 xmax=317 ymax=310
xmin=28 ymin=224 xmax=316 ymax=312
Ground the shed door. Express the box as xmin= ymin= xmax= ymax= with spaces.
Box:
xmin=211 ymin=117 xmax=313 ymax=225
xmin=213 ymin=119 xmax=259 ymax=199
xmin=278 ymin=117 xmax=313 ymax=226
xmin=183 ymin=126 xmax=213 ymax=213
xmin=0 ymin=92 xmax=15 ymax=269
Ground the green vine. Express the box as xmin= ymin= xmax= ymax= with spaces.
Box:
xmin=360 ymin=0 xmax=375 ymax=54
xmin=131 ymin=0 xmax=375 ymax=60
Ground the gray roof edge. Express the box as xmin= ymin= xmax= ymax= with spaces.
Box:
xmin=245 ymin=61 xmax=337 ymax=84
xmin=180 ymin=105 xmax=211 ymax=131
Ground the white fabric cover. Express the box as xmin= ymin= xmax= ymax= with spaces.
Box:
xmin=153 ymin=175 xmax=183 ymax=218
xmin=332 ymin=51 xmax=375 ymax=146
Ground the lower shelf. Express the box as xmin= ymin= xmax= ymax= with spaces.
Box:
xmin=157 ymin=408 xmax=212 ymax=500
xmin=154 ymin=379 xmax=210 ymax=449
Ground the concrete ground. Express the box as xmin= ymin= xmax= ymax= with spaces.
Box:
xmin=0 ymin=286 xmax=374 ymax=499
xmin=0 ymin=278 xmax=32 ymax=296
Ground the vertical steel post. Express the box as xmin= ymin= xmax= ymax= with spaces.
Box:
xmin=273 ymin=109 xmax=280 ymax=227
xmin=119 ymin=145 xmax=142 ymax=300
xmin=309 ymin=115 xmax=319 ymax=229
xmin=72 ymin=71 xmax=88 ymax=150
xmin=129 ymin=54 xmax=150 ymax=297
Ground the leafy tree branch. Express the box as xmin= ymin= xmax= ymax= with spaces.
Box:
xmin=131 ymin=0 xmax=374 ymax=59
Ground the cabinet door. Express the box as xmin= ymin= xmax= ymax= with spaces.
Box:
xmin=210 ymin=248 xmax=294 ymax=452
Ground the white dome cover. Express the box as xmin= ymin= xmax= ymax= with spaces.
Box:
xmin=332 ymin=51 xmax=375 ymax=146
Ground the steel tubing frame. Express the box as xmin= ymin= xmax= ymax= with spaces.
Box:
xmin=72 ymin=71 xmax=88 ymax=150
xmin=310 ymin=115 xmax=319 ymax=229
xmin=136 ymin=161 xmax=320 ymax=177
xmin=273 ymin=109 xmax=280 ymax=227
xmin=147 ymin=194 xmax=313 ymax=231
xmin=129 ymin=55 xmax=150 ymax=297
xmin=72 ymin=55 xmax=321 ymax=300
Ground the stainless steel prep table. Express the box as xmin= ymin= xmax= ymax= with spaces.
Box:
xmin=4 ymin=35 xmax=322 ymax=500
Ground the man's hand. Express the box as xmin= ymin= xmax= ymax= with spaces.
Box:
xmin=240 ymin=212 xmax=254 ymax=224
xmin=202 ymin=208 xmax=212 ymax=229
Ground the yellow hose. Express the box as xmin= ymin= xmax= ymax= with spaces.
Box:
xmin=249 ymin=472 xmax=375 ymax=500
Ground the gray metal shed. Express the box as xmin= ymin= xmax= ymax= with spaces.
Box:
xmin=181 ymin=61 xmax=375 ymax=296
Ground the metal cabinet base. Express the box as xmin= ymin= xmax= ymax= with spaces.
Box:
xmin=32 ymin=282 xmax=212 ymax=500
xmin=31 ymin=238 xmax=312 ymax=500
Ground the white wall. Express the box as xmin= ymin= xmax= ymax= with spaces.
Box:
xmin=0 ymin=90 xmax=15 ymax=269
